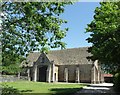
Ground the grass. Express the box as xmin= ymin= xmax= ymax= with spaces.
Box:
xmin=1 ymin=81 xmax=86 ymax=95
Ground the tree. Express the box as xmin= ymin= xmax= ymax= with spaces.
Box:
xmin=86 ymin=2 xmax=120 ymax=91
xmin=1 ymin=2 xmax=71 ymax=74
xmin=86 ymin=2 xmax=120 ymax=74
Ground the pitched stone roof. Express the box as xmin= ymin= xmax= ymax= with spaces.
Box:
xmin=48 ymin=47 xmax=93 ymax=65
xmin=25 ymin=47 xmax=93 ymax=67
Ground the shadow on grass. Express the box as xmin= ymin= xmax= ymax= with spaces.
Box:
xmin=50 ymin=88 xmax=83 ymax=95
xmin=1 ymin=84 xmax=33 ymax=95
xmin=2 ymin=84 xmax=22 ymax=95
xmin=21 ymin=90 xmax=33 ymax=93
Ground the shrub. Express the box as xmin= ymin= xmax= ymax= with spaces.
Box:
xmin=2 ymin=84 xmax=22 ymax=95
xmin=2 ymin=64 xmax=22 ymax=75
xmin=114 ymin=72 xmax=120 ymax=92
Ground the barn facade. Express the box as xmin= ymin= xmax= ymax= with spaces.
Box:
xmin=22 ymin=47 xmax=104 ymax=83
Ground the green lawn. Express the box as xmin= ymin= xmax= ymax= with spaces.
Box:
xmin=1 ymin=81 xmax=86 ymax=95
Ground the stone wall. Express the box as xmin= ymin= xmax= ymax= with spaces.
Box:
xmin=58 ymin=64 xmax=92 ymax=83
xmin=0 ymin=75 xmax=26 ymax=82
xmin=79 ymin=64 xmax=92 ymax=82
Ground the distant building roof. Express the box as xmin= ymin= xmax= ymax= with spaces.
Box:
xmin=104 ymin=74 xmax=113 ymax=77
xmin=24 ymin=47 xmax=93 ymax=67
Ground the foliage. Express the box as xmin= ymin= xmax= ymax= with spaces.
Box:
xmin=1 ymin=2 xmax=71 ymax=73
xmin=113 ymin=72 xmax=120 ymax=92
xmin=0 ymin=45 xmax=1 ymax=64
xmin=0 ymin=56 xmax=25 ymax=75
xmin=2 ymin=84 xmax=22 ymax=95
xmin=2 ymin=64 xmax=22 ymax=75
xmin=86 ymin=2 xmax=120 ymax=73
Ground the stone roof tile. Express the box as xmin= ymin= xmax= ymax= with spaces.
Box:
xmin=26 ymin=47 xmax=93 ymax=66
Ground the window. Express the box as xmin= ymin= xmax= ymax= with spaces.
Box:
xmin=41 ymin=57 xmax=45 ymax=63
xmin=54 ymin=73 xmax=56 ymax=81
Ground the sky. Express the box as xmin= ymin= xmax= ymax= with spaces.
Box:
xmin=0 ymin=2 xmax=101 ymax=51
xmin=59 ymin=2 xmax=100 ymax=49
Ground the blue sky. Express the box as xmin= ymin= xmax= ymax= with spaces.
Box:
xmin=59 ymin=2 xmax=100 ymax=49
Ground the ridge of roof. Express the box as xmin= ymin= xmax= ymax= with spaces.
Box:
xmin=49 ymin=47 xmax=90 ymax=52
xmin=28 ymin=47 xmax=90 ymax=54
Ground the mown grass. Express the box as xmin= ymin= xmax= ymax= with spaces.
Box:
xmin=1 ymin=81 xmax=86 ymax=95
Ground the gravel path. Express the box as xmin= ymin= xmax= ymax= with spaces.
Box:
xmin=74 ymin=83 xmax=118 ymax=95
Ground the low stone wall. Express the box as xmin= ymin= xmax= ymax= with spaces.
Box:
xmin=19 ymin=76 xmax=28 ymax=80
xmin=104 ymin=77 xmax=113 ymax=83
xmin=0 ymin=75 xmax=28 ymax=82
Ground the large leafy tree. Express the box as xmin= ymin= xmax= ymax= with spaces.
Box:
xmin=86 ymin=2 xmax=120 ymax=74
xmin=1 ymin=2 xmax=71 ymax=73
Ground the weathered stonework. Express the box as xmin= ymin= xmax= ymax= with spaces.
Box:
xmin=21 ymin=47 xmax=104 ymax=83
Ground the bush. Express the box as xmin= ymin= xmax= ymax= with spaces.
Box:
xmin=2 ymin=84 xmax=22 ymax=95
xmin=2 ymin=65 xmax=22 ymax=75
xmin=114 ymin=72 xmax=120 ymax=92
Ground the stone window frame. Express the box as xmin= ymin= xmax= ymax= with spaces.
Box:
xmin=64 ymin=67 xmax=68 ymax=82
xmin=41 ymin=57 xmax=45 ymax=63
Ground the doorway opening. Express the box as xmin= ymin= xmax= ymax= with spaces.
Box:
xmin=39 ymin=66 xmax=47 ymax=82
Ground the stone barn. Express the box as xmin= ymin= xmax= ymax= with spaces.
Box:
xmin=22 ymin=47 xmax=104 ymax=83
